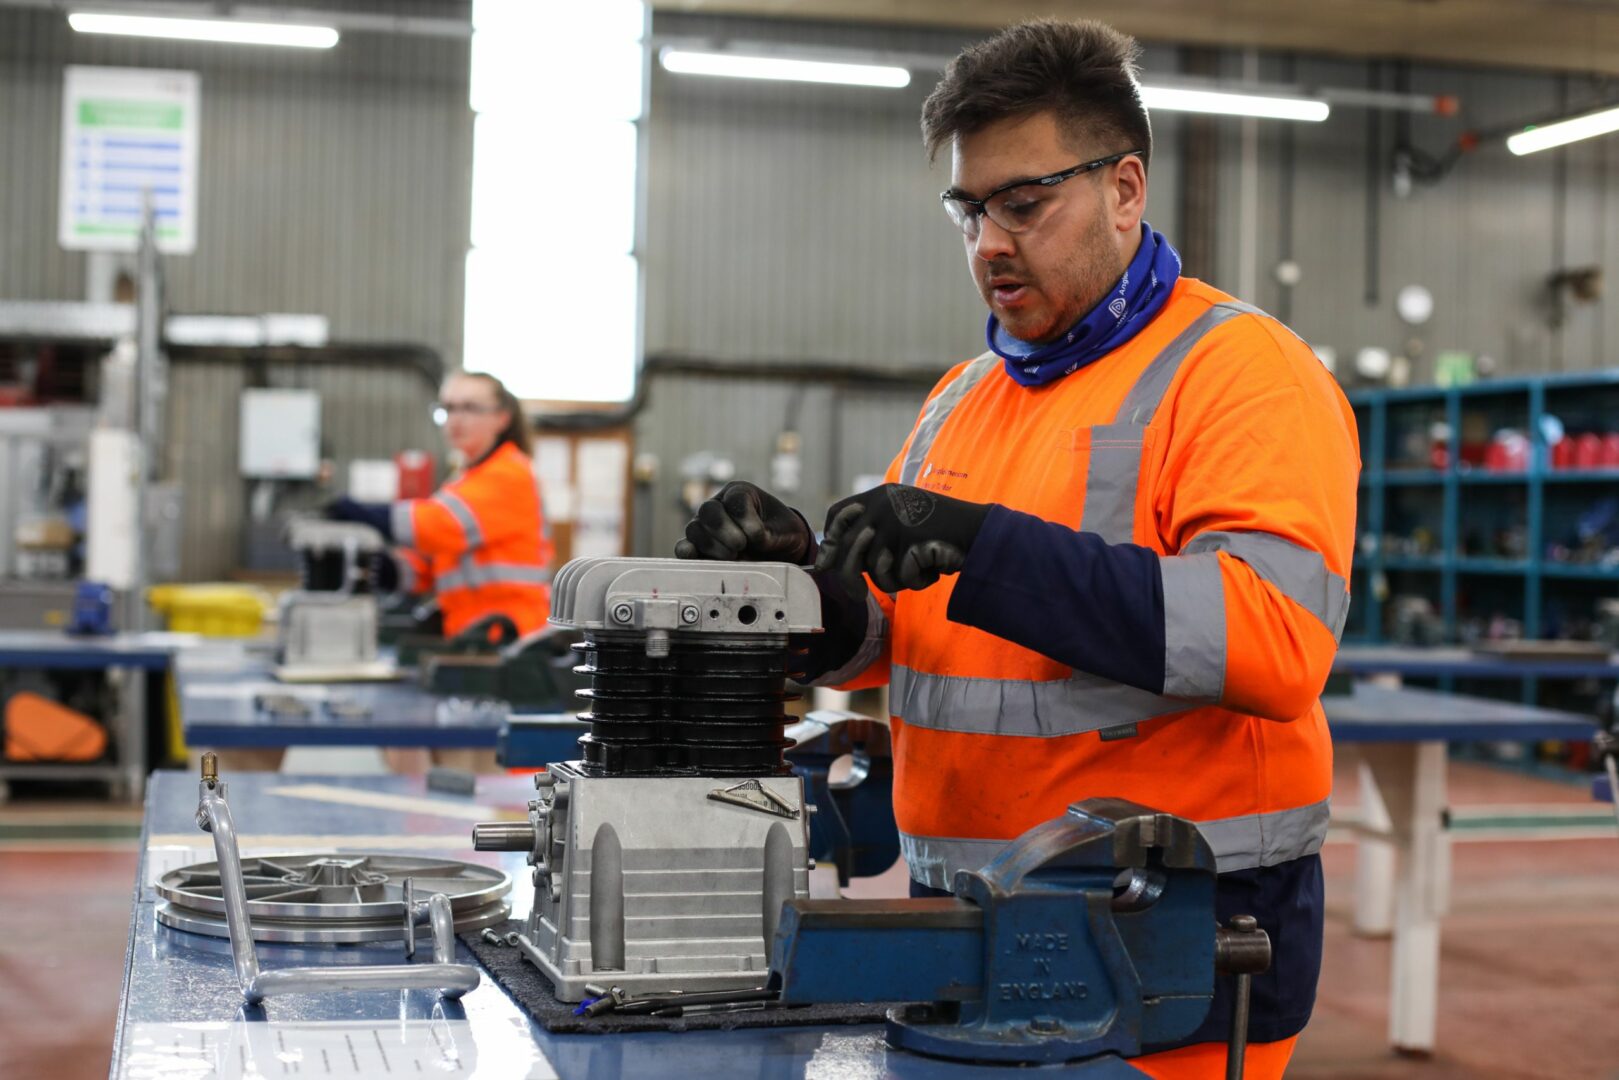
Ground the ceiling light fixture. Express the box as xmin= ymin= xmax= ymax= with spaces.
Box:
xmin=67 ymin=12 xmax=340 ymax=49
xmin=1507 ymin=104 xmax=1619 ymax=155
xmin=1139 ymin=85 xmax=1329 ymax=122
xmin=659 ymin=48 xmax=909 ymax=89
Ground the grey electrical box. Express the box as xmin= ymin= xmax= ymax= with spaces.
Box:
xmin=239 ymin=389 xmax=320 ymax=479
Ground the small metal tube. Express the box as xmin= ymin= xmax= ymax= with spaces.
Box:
xmin=428 ymin=892 xmax=456 ymax=966
xmin=198 ymin=788 xmax=262 ymax=999
xmin=471 ymin=821 xmax=538 ymax=852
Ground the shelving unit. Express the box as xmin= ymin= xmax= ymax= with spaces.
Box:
xmin=1349 ymin=371 xmax=1619 ymax=656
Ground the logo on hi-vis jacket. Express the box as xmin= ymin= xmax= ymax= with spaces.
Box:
xmin=920 ymin=461 xmax=970 ymax=493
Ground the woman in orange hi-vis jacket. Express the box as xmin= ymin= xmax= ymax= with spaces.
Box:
xmin=675 ymin=21 xmax=1359 ymax=1079
xmin=329 ymin=371 xmax=554 ymax=638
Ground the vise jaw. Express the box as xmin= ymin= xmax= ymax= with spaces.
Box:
xmin=772 ymin=798 xmax=1243 ymax=1068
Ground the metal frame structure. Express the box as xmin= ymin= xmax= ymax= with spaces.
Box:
xmin=189 ymin=754 xmax=484 ymax=1004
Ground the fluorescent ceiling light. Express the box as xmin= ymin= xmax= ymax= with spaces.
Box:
xmin=660 ymin=49 xmax=909 ymax=89
xmin=1507 ymin=104 xmax=1619 ymax=155
xmin=68 ymin=12 xmax=339 ymax=49
xmin=1140 ymin=85 xmax=1329 ymax=122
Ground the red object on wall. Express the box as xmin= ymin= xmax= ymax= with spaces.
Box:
xmin=395 ymin=451 xmax=436 ymax=499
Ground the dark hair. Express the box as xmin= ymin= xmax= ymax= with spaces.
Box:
xmin=921 ymin=19 xmax=1151 ymax=173
xmin=459 ymin=371 xmax=533 ymax=456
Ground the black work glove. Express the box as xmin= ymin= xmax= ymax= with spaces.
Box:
xmin=368 ymin=550 xmax=400 ymax=594
xmin=673 ymin=481 xmax=817 ymax=563
xmin=814 ymin=483 xmax=990 ymax=593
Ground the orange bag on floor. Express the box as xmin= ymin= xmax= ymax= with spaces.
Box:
xmin=3 ymin=692 xmax=108 ymax=762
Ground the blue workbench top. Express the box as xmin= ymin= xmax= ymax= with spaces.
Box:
xmin=1322 ymin=682 xmax=1597 ymax=743
xmin=175 ymin=646 xmax=512 ymax=749
xmin=119 ymin=770 xmax=1122 ymax=1079
xmin=0 ymin=628 xmax=197 ymax=670
xmin=1334 ymin=644 xmax=1619 ymax=680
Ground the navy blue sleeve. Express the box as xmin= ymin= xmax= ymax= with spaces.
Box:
xmin=946 ymin=505 xmax=1166 ymax=694
xmin=327 ymin=496 xmax=395 ymax=542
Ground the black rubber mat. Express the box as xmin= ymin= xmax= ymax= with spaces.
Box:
xmin=461 ymin=919 xmax=900 ymax=1034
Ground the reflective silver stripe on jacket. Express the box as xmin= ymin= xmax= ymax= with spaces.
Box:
xmin=436 ymin=561 xmax=552 ymax=593
xmin=897 ymin=352 xmax=999 ymax=486
xmin=806 ymin=592 xmax=889 ymax=688
xmin=1160 ymin=552 xmax=1227 ymax=700
xmin=898 ymin=798 xmax=1330 ymax=888
xmin=391 ymin=501 xmax=416 ymax=547
xmin=891 ymin=663 xmax=1201 ymax=737
xmin=1184 ymin=530 xmax=1351 ymax=641
xmin=435 ymin=490 xmax=483 ymax=549
xmin=1078 ymin=301 xmax=1264 ymax=544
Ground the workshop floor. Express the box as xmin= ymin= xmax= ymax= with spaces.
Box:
xmin=2 ymin=760 xmax=1616 ymax=1080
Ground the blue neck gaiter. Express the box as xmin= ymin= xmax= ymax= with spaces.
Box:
xmin=987 ymin=222 xmax=1182 ymax=387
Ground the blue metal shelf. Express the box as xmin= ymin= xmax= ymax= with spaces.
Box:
xmin=1544 ymin=470 xmax=1619 ymax=484
xmin=1457 ymin=471 xmax=1529 ymax=485
xmin=1455 ymin=558 xmax=1532 ymax=575
xmin=1350 ymin=372 xmax=1619 ymax=657
xmin=1541 ymin=563 xmax=1619 ymax=581
xmin=1381 ymin=470 xmax=1447 ymax=486
xmin=1382 ymin=556 xmax=1445 ymax=572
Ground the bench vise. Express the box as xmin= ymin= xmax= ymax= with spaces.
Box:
xmin=769 ymin=797 xmax=1269 ymax=1072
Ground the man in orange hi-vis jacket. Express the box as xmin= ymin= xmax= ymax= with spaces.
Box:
xmin=676 ymin=19 xmax=1358 ymax=1078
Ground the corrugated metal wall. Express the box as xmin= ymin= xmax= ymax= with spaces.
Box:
xmin=632 ymin=370 xmax=933 ymax=553
xmin=632 ymin=14 xmax=1184 ymax=553
xmin=0 ymin=7 xmax=472 ymax=366
xmin=8 ymin=7 xmax=1617 ymax=566
xmin=632 ymin=16 xmax=1619 ymax=557
xmin=643 ymin=13 xmax=1183 ymax=368
xmin=0 ymin=6 xmax=468 ymax=578
xmin=1212 ymin=53 xmax=1619 ymax=381
xmin=163 ymin=352 xmax=439 ymax=580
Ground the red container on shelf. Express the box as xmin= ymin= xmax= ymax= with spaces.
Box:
xmin=1485 ymin=432 xmax=1529 ymax=472
xmin=1575 ymin=432 xmax=1604 ymax=470
xmin=1602 ymin=433 xmax=1619 ymax=468
xmin=395 ymin=450 xmax=436 ymax=499
xmin=1552 ymin=437 xmax=1577 ymax=470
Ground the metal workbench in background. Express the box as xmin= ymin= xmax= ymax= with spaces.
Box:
xmin=1322 ymin=682 xmax=1598 ymax=1056
xmin=174 ymin=643 xmax=581 ymax=754
xmin=0 ymin=629 xmax=197 ymax=802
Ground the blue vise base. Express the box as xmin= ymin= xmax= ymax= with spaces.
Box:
xmin=770 ymin=797 xmax=1219 ymax=1067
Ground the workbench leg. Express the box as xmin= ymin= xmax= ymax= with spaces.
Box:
xmin=1352 ymin=753 xmax=1396 ymax=937
xmin=112 ymin=668 xmax=147 ymax=804
xmin=1359 ymin=740 xmax=1450 ymax=1056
